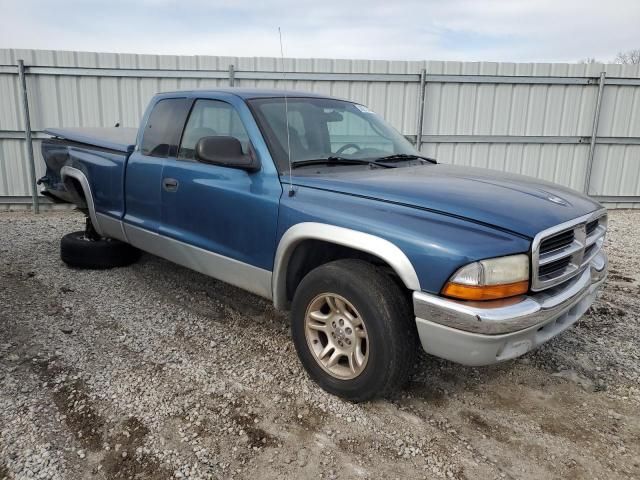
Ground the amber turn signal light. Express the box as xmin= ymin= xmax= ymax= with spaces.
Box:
xmin=442 ymin=280 xmax=529 ymax=301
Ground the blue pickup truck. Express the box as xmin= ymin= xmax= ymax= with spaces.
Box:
xmin=39 ymin=88 xmax=608 ymax=401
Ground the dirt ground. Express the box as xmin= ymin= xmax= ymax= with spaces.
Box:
xmin=1 ymin=209 xmax=639 ymax=480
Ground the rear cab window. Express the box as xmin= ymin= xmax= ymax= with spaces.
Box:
xmin=141 ymin=98 xmax=192 ymax=158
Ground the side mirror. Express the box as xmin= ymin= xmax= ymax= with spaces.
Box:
xmin=195 ymin=136 xmax=260 ymax=172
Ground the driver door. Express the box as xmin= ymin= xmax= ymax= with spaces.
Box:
xmin=158 ymin=98 xmax=282 ymax=296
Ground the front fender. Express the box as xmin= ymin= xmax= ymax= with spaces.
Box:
xmin=273 ymin=186 xmax=531 ymax=308
xmin=273 ymin=222 xmax=421 ymax=309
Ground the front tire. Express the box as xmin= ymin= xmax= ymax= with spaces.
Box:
xmin=291 ymin=259 xmax=417 ymax=402
xmin=60 ymin=231 xmax=140 ymax=269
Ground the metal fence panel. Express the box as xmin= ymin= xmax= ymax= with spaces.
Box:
xmin=422 ymin=83 xmax=600 ymax=136
xmin=599 ymin=85 xmax=640 ymax=137
xmin=589 ymin=145 xmax=640 ymax=196
xmin=1 ymin=48 xmax=640 ymax=207
xmin=0 ymin=138 xmax=45 ymax=196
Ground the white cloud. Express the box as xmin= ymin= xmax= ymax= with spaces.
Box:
xmin=0 ymin=0 xmax=638 ymax=62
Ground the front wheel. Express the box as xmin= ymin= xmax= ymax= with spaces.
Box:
xmin=291 ymin=259 xmax=417 ymax=402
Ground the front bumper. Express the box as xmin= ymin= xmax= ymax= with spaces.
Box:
xmin=413 ymin=250 xmax=607 ymax=366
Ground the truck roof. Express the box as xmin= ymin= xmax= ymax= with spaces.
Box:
xmin=44 ymin=89 xmax=348 ymax=152
xmin=157 ymin=88 xmax=346 ymax=101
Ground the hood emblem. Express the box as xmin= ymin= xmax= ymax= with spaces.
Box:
xmin=547 ymin=194 xmax=567 ymax=205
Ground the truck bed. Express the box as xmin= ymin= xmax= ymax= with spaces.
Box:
xmin=44 ymin=127 xmax=137 ymax=153
xmin=41 ymin=128 xmax=136 ymax=218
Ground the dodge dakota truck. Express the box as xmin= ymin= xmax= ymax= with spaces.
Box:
xmin=39 ymin=89 xmax=608 ymax=401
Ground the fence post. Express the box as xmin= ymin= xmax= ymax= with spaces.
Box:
xmin=228 ymin=64 xmax=235 ymax=87
xmin=17 ymin=59 xmax=39 ymax=214
xmin=415 ymin=68 xmax=426 ymax=151
xmin=584 ymin=71 xmax=606 ymax=195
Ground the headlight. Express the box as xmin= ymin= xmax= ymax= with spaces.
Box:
xmin=442 ymin=254 xmax=529 ymax=301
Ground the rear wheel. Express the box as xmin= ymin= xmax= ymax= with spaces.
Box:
xmin=60 ymin=220 xmax=140 ymax=269
xmin=291 ymin=259 xmax=417 ymax=402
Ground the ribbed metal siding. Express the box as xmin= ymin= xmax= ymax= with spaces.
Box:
xmin=590 ymin=145 xmax=640 ymax=196
xmin=422 ymin=83 xmax=599 ymax=136
xmin=416 ymin=61 xmax=640 ymax=198
xmin=1 ymin=48 xmax=640 ymax=203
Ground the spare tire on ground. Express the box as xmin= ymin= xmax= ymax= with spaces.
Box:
xmin=60 ymin=231 xmax=141 ymax=269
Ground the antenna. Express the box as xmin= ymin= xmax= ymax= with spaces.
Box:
xmin=278 ymin=27 xmax=294 ymax=197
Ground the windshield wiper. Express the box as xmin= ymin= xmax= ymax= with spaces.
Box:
xmin=291 ymin=156 xmax=395 ymax=169
xmin=374 ymin=153 xmax=437 ymax=164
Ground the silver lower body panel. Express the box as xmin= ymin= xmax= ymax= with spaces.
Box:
xmin=123 ymin=223 xmax=273 ymax=300
xmin=94 ymin=213 xmax=273 ymax=300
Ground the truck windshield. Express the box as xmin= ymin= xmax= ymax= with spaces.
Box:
xmin=248 ymin=97 xmax=420 ymax=172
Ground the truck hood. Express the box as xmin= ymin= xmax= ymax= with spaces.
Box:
xmin=290 ymin=164 xmax=602 ymax=238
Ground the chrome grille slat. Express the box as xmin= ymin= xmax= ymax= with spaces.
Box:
xmin=585 ymin=225 xmax=606 ymax=247
xmin=585 ymin=220 xmax=599 ymax=236
xmin=538 ymin=240 xmax=583 ymax=265
xmin=583 ymin=236 xmax=605 ymax=264
xmin=531 ymin=209 xmax=607 ymax=291
xmin=539 ymin=264 xmax=581 ymax=285
xmin=539 ymin=256 xmax=572 ymax=276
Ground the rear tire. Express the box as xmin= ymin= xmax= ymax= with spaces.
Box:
xmin=60 ymin=231 xmax=140 ymax=269
xmin=291 ymin=259 xmax=417 ymax=402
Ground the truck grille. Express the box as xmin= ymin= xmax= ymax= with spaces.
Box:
xmin=540 ymin=229 xmax=574 ymax=254
xmin=585 ymin=219 xmax=599 ymax=236
xmin=531 ymin=210 xmax=607 ymax=291
xmin=538 ymin=256 xmax=572 ymax=277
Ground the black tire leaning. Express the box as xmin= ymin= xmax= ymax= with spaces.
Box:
xmin=291 ymin=259 xmax=417 ymax=402
xmin=60 ymin=231 xmax=141 ymax=269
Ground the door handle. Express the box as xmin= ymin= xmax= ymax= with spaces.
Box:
xmin=163 ymin=178 xmax=179 ymax=192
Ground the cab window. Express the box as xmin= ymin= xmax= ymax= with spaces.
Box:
xmin=249 ymin=97 xmax=416 ymax=172
xmin=141 ymin=98 xmax=191 ymax=158
xmin=178 ymin=100 xmax=250 ymax=161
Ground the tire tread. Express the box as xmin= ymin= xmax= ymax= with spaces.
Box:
xmin=60 ymin=231 xmax=140 ymax=269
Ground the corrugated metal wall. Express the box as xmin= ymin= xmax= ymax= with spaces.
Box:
xmin=1 ymin=48 xmax=640 ymax=207
xmin=419 ymin=64 xmax=640 ymax=197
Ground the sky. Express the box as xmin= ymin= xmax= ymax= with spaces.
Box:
xmin=1 ymin=0 xmax=639 ymax=63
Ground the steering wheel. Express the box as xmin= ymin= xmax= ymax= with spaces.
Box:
xmin=335 ymin=143 xmax=362 ymax=155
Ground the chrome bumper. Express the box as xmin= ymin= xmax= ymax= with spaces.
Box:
xmin=413 ymin=250 xmax=607 ymax=366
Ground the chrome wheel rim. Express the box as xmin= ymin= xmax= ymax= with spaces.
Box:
xmin=304 ymin=293 xmax=369 ymax=380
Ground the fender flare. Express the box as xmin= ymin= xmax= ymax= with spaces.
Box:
xmin=60 ymin=166 xmax=104 ymax=236
xmin=272 ymin=222 xmax=421 ymax=309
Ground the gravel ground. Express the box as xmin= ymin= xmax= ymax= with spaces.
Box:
xmin=1 ymin=209 xmax=639 ymax=480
